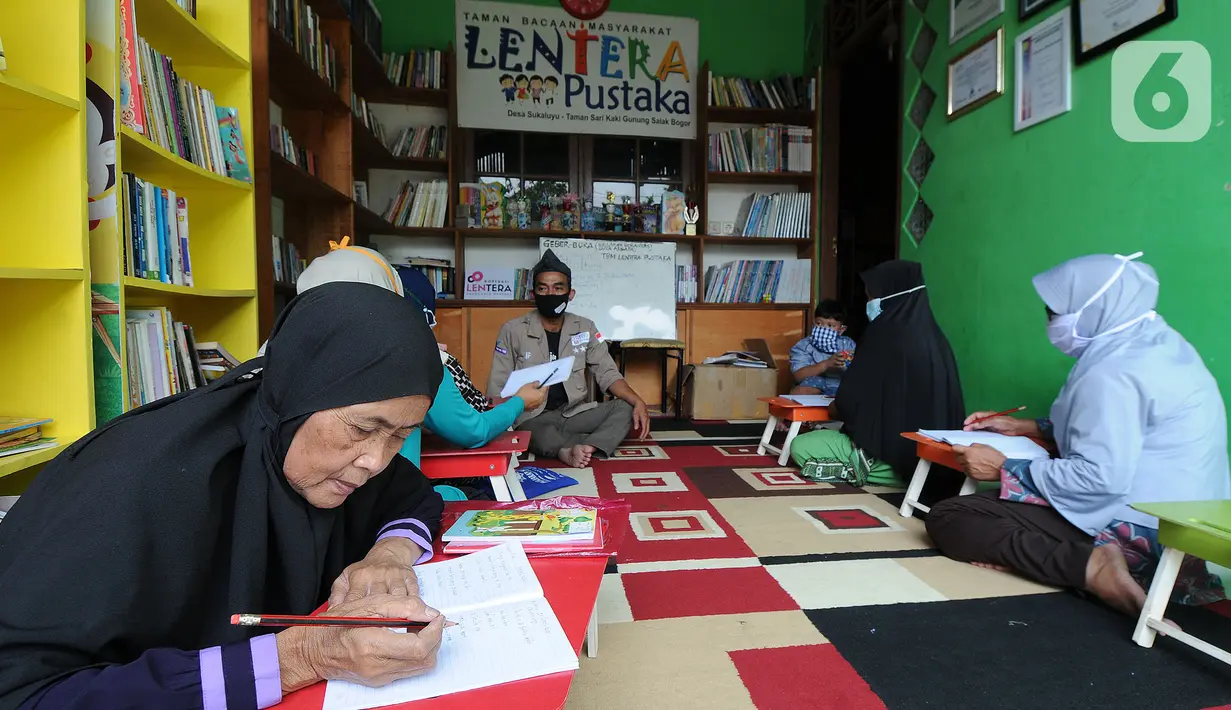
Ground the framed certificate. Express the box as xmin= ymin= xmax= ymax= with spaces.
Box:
xmin=1014 ymin=7 xmax=1072 ymax=132
xmin=950 ymin=0 xmax=1005 ymax=44
xmin=947 ymin=28 xmax=1005 ymax=120
xmin=1074 ymin=0 xmax=1178 ymax=64
xmin=1019 ymin=0 xmax=1062 ymax=21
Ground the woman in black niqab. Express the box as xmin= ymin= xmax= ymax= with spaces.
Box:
xmin=0 ymin=282 xmax=447 ymax=710
xmin=791 ymin=260 xmax=965 ymax=488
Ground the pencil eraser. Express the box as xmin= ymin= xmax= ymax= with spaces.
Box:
xmin=229 ymin=614 xmax=241 ymax=624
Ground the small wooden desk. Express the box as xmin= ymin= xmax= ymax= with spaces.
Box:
xmin=419 ymin=431 xmax=530 ymax=502
xmin=273 ymin=554 xmax=608 ymax=710
xmin=1131 ymin=500 xmax=1231 ymax=666
xmin=756 ymin=396 xmax=832 ymax=466
xmin=898 ymin=432 xmax=1054 ymax=519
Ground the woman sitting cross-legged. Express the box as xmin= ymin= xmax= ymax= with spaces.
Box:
xmin=0 ymin=283 xmax=451 ymax=709
xmin=790 ymin=260 xmax=966 ymax=490
xmin=927 ymin=252 xmax=1230 ymax=618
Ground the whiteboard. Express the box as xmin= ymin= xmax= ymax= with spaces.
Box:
xmin=538 ymin=238 xmax=677 ymax=340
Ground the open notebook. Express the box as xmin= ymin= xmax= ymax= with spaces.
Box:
xmin=917 ymin=430 xmax=1050 ymax=461
xmin=322 ymin=543 xmax=578 ymax=710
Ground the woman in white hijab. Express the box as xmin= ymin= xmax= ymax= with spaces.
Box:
xmin=927 ymin=252 xmax=1230 ymax=618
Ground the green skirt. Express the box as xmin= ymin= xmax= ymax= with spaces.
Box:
xmin=789 ymin=429 xmax=905 ymax=488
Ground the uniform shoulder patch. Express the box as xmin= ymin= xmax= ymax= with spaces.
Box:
xmin=495 ymin=344 xmax=508 ymax=355
xmin=594 ymin=331 xmax=605 ymax=343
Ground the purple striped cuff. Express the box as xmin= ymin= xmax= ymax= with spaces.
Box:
xmin=251 ymin=634 xmax=282 ymax=708
xmin=376 ymin=518 xmax=433 ymax=564
xmin=198 ymin=645 xmax=227 ymax=710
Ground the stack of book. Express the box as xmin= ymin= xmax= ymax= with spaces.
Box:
xmin=396 ymin=259 xmax=454 ymax=299
xmin=352 ymin=96 xmax=387 ymax=145
xmin=703 ymin=259 xmax=812 ymax=304
xmin=702 ymin=351 xmax=769 ymax=368
xmin=709 ymin=74 xmax=817 ymax=111
xmin=269 ymin=0 xmax=339 ymax=90
xmin=271 ymin=123 xmax=315 ymax=175
xmin=389 ymin=125 xmax=447 ymax=160
xmin=383 ymin=180 xmax=448 ymax=228
xmin=131 ymin=35 xmax=251 ymax=181
xmin=120 ymin=173 xmax=194 ymax=286
xmin=272 ymin=236 xmax=305 ymax=285
xmin=0 ymin=418 xmax=57 ymax=460
xmin=197 ymin=342 xmax=241 ymax=381
xmin=124 ymin=309 xmax=208 ymax=407
xmin=707 ymin=125 xmax=813 ymax=173
xmin=676 ymin=264 xmax=698 ymax=303
xmin=440 ymin=508 xmax=601 ymax=555
xmin=733 ymin=192 xmax=813 ymax=238
xmin=381 ymin=48 xmax=445 ymax=90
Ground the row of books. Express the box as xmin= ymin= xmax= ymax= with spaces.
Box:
xmin=120 ymin=173 xmax=194 ymax=286
xmin=353 ymin=96 xmax=387 ymax=145
xmin=380 ymin=48 xmax=446 ymax=90
xmin=270 ymin=0 xmax=339 ymax=91
xmin=271 ymin=124 xmax=317 ymax=176
xmin=127 ymin=33 xmax=250 ymax=182
xmin=172 ymin=0 xmax=196 ymax=17
xmin=397 ymin=259 xmax=456 ymax=299
xmin=734 ymin=192 xmax=813 ymax=239
xmin=383 ymin=180 xmax=449 ymax=228
xmin=709 ymin=74 xmax=817 ymax=111
xmin=0 ymin=418 xmax=56 ymax=460
xmin=676 ymin=265 xmax=699 ymax=303
xmin=390 ymin=124 xmax=447 ymax=160
xmin=125 ymin=308 xmax=238 ymax=408
xmin=347 ymin=0 xmax=382 ymax=59
xmin=703 ymin=259 xmax=813 ymax=304
xmin=272 ymin=235 xmax=306 ymax=286
xmin=708 ymin=125 xmax=813 ymax=174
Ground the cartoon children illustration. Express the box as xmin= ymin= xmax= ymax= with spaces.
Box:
xmin=499 ymin=74 xmax=515 ymax=103
xmin=544 ymin=76 xmax=559 ymax=105
xmin=529 ymin=75 xmax=543 ymax=104
xmin=515 ymin=74 xmax=529 ymax=103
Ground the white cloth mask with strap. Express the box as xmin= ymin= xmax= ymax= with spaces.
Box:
xmin=1046 ymin=251 xmax=1158 ymax=358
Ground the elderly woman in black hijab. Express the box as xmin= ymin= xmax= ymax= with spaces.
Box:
xmin=0 ymin=283 xmax=449 ymax=710
xmin=790 ymin=260 xmax=966 ymax=488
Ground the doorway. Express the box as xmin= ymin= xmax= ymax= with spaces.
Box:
xmin=819 ymin=6 xmax=903 ymax=339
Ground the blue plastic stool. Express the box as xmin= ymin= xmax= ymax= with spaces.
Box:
xmin=433 ymin=485 xmax=468 ymax=501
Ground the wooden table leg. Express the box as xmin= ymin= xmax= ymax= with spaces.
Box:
xmin=1133 ymin=546 xmax=1183 ymax=648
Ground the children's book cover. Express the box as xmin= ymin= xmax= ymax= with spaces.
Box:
xmin=443 ymin=509 xmax=597 ymax=541
xmin=216 ymin=107 xmax=253 ymax=182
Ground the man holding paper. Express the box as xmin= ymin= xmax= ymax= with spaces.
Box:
xmin=488 ymin=250 xmax=650 ymax=468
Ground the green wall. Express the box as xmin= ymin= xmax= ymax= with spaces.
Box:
xmin=374 ymin=0 xmax=807 ymax=77
xmin=902 ymin=1 xmax=1231 ymax=414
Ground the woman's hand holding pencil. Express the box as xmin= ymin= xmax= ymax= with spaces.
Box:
xmin=267 ymin=594 xmax=446 ymax=692
xmin=963 ymin=406 xmax=1038 ymax=437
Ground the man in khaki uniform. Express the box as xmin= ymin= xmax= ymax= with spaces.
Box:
xmin=487 ymin=250 xmax=651 ymax=468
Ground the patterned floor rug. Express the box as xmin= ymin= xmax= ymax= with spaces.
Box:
xmin=525 ymin=421 xmax=1231 ymax=710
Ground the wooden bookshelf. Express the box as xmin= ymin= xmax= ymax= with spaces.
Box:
xmin=0 ymin=0 xmax=91 ymax=481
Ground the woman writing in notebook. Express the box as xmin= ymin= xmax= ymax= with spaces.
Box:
xmin=928 ymin=253 xmax=1230 ymax=619
xmin=0 ymin=284 xmax=453 ymax=709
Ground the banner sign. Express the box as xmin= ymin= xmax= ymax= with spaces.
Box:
xmin=456 ymin=0 xmax=698 ymax=139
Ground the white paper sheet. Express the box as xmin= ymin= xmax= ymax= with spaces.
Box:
xmin=321 ymin=597 xmax=579 ymax=710
xmin=415 ymin=542 xmax=542 ymax=615
xmin=783 ymin=394 xmax=834 ymax=406
xmin=917 ymin=430 xmax=1050 ymax=460
xmin=499 ymin=357 xmax=575 ymax=397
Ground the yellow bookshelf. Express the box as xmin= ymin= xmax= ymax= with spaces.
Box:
xmin=0 ymin=0 xmax=257 ymax=485
xmin=0 ymin=0 xmax=92 ymax=484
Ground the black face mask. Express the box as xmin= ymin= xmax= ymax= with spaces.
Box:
xmin=534 ymin=292 xmax=569 ymax=318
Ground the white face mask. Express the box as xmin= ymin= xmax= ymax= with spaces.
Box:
xmin=1045 ymin=252 xmax=1158 ymax=357
xmin=866 ymin=284 xmax=926 ymax=321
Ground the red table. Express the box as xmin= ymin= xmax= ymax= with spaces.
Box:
xmin=897 ymin=432 xmax=1054 ymax=519
xmin=756 ymin=396 xmax=833 ymax=466
xmin=273 ymin=555 xmax=607 ymax=710
xmin=419 ymin=431 xmax=530 ymax=501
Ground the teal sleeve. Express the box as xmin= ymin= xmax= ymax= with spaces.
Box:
xmin=424 ymin=371 xmax=525 ymax=449
xmin=399 ymin=428 xmax=422 ymax=468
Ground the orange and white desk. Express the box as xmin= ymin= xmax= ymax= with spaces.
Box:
xmin=756 ymin=396 xmax=832 ymax=465
xmin=898 ymin=432 xmax=1054 ymax=519
xmin=419 ymin=431 xmax=530 ymax=502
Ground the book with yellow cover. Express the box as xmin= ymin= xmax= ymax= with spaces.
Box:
xmin=0 ymin=418 xmax=51 ymax=437
xmin=441 ymin=509 xmax=597 ymax=545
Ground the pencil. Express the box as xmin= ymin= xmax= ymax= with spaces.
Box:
xmin=538 ymin=367 xmax=559 ymax=389
xmin=966 ymin=406 xmax=1027 ymax=427
xmin=231 ymin=614 xmax=456 ymax=629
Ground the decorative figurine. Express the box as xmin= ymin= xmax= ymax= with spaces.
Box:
xmin=683 ymin=201 xmax=700 ymax=236
xmin=562 ymin=192 xmax=578 ymax=231
xmin=581 ymin=197 xmax=597 ymax=231
xmin=604 ymin=191 xmax=617 ymax=231
xmin=516 ymin=197 xmax=530 ymax=229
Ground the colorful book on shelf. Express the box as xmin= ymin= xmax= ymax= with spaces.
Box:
xmin=0 ymin=418 xmax=51 ymax=439
xmin=270 ymin=0 xmax=338 ymax=88
xmin=381 ymin=48 xmax=446 ymax=90
xmin=0 ymin=439 xmax=58 ymax=459
xmin=216 ymin=107 xmax=252 ymax=183
xmin=441 ymin=508 xmax=599 ymax=546
xmin=120 ymin=173 xmax=194 ymax=285
xmin=709 ymin=74 xmax=816 ymax=111
xmin=124 ymin=310 xmax=210 ymax=407
xmin=118 ymin=0 xmax=144 ymax=134
xmin=136 ymin=37 xmax=231 ymax=177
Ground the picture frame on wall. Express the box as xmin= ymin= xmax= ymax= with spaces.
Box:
xmin=950 ymin=0 xmax=1005 ymax=45
xmin=1014 ymin=7 xmax=1072 ymax=132
xmin=1019 ymin=0 xmax=1062 ymax=21
xmin=947 ymin=27 xmax=1005 ymax=120
xmin=1073 ymin=0 xmax=1178 ymax=64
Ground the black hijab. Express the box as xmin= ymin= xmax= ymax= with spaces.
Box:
xmin=0 ymin=282 xmax=444 ymax=709
xmin=832 ymin=260 xmax=965 ymax=476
